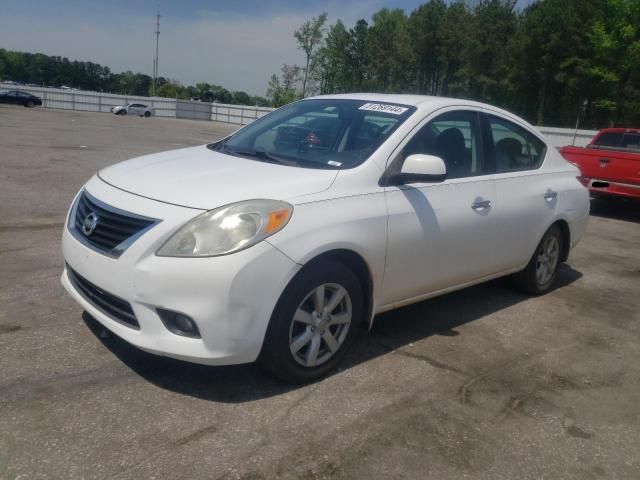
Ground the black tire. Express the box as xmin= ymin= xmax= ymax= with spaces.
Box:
xmin=144 ymin=111 xmax=151 ymax=117
xmin=120 ymin=110 xmax=127 ymax=115
xmin=25 ymin=101 xmax=34 ymax=108
xmin=513 ymin=225 xmax=563 ymax=295
xmin=260 ymin=261 xmax=364 ymax=383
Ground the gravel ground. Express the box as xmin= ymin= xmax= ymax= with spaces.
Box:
xmin=1 ymin=105 xmax=639 ymax=480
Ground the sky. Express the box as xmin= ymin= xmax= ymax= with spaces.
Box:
xmin=0 ymin=0 xmax=534 ymax=96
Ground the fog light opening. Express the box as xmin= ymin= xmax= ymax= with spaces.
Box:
xmin=158 ymin=309 xmax=201 ymax=338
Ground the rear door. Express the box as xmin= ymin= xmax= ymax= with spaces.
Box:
xmin=483 ymin=112 xmax=557 ymax=271
xmin=383 ymin=108 xmax=498 ymax=305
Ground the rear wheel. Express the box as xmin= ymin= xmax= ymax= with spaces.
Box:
xmin=144 ymin=111 xmax=151 ymax=117
xmin=513 ymin=225 xmax=563 ymax=295
xmin=260 ymin=261 xmax=364 ymax=383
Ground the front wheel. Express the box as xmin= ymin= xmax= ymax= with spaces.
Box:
xmin=260 ymin=261 xmax=364 ymax=383
xmin=25 ymin=101 xmax=35 ymax=108
xmin=513 ymin=225 xmax=563 ymax=295
xmin=144 ymin=111 xmax=151 ymax=117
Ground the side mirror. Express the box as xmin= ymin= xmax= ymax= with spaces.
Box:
xmin=389 ymin=154 xmax=447 ymax=185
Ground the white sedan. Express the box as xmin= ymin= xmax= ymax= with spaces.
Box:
xmin=61 ymin=94 xmax=589 ymax=382
xmin=111 ymin=103 xmax=154 ymax=117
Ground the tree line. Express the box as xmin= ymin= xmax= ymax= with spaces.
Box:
xmin=270 ymin=0 xmax=640 ymax=129
xmin=0 ymin=49 xmax=270 ymax=106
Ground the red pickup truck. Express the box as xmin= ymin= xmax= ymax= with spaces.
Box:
xmin=560 ymin=128 xmax=640 ymax=200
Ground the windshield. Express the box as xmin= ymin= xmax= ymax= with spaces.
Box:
xmin=210 ymin=99 xmax=415 ymax=169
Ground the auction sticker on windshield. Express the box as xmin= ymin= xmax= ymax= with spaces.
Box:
xmin=358 ymin=103 xmax=409 ymax=115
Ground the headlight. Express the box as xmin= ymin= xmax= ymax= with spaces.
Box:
xmin=156 ymin=199 xmax=293 ymax=257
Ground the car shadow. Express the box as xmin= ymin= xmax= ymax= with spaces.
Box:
xmin=589 ymin=197 xmax=640 ymax=224
xmin=83 ymin=264 xmax=582 ymax=403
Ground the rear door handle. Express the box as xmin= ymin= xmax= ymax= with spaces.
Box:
xmin=471 ymin=199 xmax=492 ymax=210
xmin=544 ymin=191 xmax=557 ymax=201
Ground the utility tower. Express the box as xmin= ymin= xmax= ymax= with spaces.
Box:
xmin=152 ymin=12 xmax=160 ymax=97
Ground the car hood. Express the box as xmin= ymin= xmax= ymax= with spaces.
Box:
xmin=98 ymin=145 xmax=339 ymax=209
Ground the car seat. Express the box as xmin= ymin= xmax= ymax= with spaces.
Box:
xmin=495 ymin=137 xmax=524 ymax=170
xmin=435 ymin=128 xmax=469 ymax=177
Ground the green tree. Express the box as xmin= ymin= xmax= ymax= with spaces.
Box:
xmin=348 ymin=19 xmax=369 ymax=90
xmin=316 ymin=20 xmax=353 ymax=93
xmin=294 ymin=12 xmax=328 ymax=97
xmin=456 ymin=0 xmax=518 ymax=103
xmin=156 ymin=81 xmax=179 ymax=98
xmin=587 ymin=0 xmax=640 ymax=126
xmin=232 ymin=91 xmax=252 ymax=105
xmin=366 ymin=8 xmax=414 ymax=91
xmin=266 ymin=65 xmax=301 ymax=107
xmin=409 ymin=0 xmax=448 ymax=95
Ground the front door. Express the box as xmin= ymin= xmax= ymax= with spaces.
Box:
xmin=382 ymin=109 xmax=498 ymax=305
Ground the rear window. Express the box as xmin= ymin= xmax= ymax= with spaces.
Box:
xmin=592 ymin=132 xmax=623 ymax=148
xmin=591 ymin=131 xmax=640 ymax=151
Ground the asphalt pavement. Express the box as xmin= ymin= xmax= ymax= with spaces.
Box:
xmin=1 ymin=105 xmax=639 ymax=480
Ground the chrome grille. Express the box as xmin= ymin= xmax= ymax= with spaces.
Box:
xmin=67 ymin=264 xmax=139 ymax=329
xmin=70 ymin=190 xmax=158 ymax=257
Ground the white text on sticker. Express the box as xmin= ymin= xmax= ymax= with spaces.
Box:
xmin=358 ymin=103 xmax=409 ymax=115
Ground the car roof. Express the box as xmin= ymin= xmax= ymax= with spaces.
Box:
xmin=308 ymin=93 xmax=493 ymax=109
xmin=306 ymin=93 xmax=540 ymax=134
xmin=597 ymin=128 xmax=640 ymax=134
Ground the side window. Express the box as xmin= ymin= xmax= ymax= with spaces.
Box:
xmin=622 ymin=133 xmax=640 ymax=150
xmin=403 ymin=110 xmax=485 ymax=179
xmin=487 ymin=115 xmax=546 ymax=172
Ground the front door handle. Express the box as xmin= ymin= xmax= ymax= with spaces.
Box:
xmin=471 ymin=199 xmax=492 ymax=211
xmin=544 ymin=191 xmax=558 ymax=201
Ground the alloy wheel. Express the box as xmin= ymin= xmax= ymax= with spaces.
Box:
xmin=536 ymin=236 xmax=559 ymax=285
xmin=288 ymin=283 xmax=352 ymax=368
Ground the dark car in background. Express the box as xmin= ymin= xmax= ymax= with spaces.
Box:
xmin=0 ymin=90 xmax=43 ymax=108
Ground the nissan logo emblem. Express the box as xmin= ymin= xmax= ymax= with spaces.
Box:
xmin=82 ymin=212 xmax=99 ymax=236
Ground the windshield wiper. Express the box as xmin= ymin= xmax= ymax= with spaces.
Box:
xmin=219 ymin=145 xmax=341 ymax=170
xmin=222 ymin=146 xmax=297 ymax=166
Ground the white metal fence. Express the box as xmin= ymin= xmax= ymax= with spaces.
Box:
xmin=536 ymin=126 xmax=597 ymax=148
xmin=0 ymin=82 xmax=273 ymax=124
xmin=1 ymin=83 xmax=598 ymax=147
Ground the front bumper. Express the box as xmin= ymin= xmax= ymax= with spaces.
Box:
xmin=61 ymin=177 xmax=300 ymax=365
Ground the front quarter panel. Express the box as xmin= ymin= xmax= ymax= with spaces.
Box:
xmin=267 ymin=192 xmax=388 ymax=311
